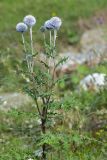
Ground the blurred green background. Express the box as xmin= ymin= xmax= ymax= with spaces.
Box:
xmin=0 ymin=0 xmax=107 ymax=50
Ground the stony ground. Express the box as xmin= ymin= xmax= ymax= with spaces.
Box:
xmin=0 ymin=93 xmax=33 ymax=110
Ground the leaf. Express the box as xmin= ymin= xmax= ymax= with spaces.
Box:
xmin=32 ymin=51 xmax=39 ymax=57
xmin=40 ymin=60 xmax=49 ymax=69
xmin=55 ymin=57 xmax=68 ymax=69
xmin=39 ymin=91 xmax=53 ymax=97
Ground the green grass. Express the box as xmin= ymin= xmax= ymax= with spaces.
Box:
xmin=0 ymin=0 xmax=107 ymax=50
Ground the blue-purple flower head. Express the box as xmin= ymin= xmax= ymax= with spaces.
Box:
xmin=16 ymin=22 xmax=28 ymax=33
xmin=23 ymin=15 xmax=36 ymax=27
xmin=50 ymin=17 xmax=62 ymax=30
xmin=44 ymin=20 xmax=54 ymax=30
xmin=44 ymin=17 xmax=62 ymax=30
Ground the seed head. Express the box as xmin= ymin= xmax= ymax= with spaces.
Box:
xmin=16 ymin=22 xmax=28 ymax=33
xmin=23 ymin=15 xmax=36 ymax=27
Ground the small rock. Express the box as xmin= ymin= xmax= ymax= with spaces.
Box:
xmin=79 ymin=73 xmax=107 ymax=91
xmin=56 ymin=52 xmax=86 ymax=76
xmin=80 ymin=28 xmax=107 ymax=54
xmin=0 ymin=92 xmax=33 ymax=110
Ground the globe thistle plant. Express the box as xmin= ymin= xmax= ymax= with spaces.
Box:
xmin=24 ymin=15 xmax=36 ymax=55
xmin=16 ymin=15 xmax=65 ymax=160
xmin=16 ymin=22 xmax=28 ymax=52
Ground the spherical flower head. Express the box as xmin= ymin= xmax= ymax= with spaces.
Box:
xmin=16 ymin=22 xmax=28 ymax=33
xmin=50 ymin=17 xmax=62 ymax=30
xmin=23 ymin=15 xmax=36 ymax=27
xmin=44 ymin=20 xmax=54 ymax=30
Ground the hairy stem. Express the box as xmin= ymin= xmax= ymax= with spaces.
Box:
xmin=53 ymin=30 xmax=57 ymax=47
xmin=50 ymin=31 xmax=52 ymax=46
xmin=21 ymin=33 xmax=26 ymax=52
xmin=30 ymin=27 xmax=34 ymax=55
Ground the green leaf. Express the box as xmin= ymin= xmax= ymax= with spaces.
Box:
xmin=55 ymin=57 xmax=68 ymax=69
xmin=40 ymin=60 xmax=49 ymax=69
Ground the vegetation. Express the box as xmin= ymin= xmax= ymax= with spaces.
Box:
xmin=0 ymin=1 xmax=107 ymax=160
xmin=0 ymin=90 xmax=107 ymax=159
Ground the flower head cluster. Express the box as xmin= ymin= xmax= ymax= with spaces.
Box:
xmin=23 ymin=15 xmax=36 ymax=27
xmin=16 ymin=15 xmax=36 ymax=33
xmin=16 ymin=22 xmax=28 ymax=33
xmin=44 ymin=17 xmax=62 ymax=30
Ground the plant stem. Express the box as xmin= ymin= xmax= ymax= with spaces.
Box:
xmin=30 ymin=27 xmax=34 ymax=55
xmin=49 ymin=31 xmax=52 ymax=46
xmin=31 ymin=74 xmax=42 ymax=116
xmin=53 ymin=30 xmax=57 ymax=47
xmin=41 ymin=105 xmax=47 ymax=160
xmin=26 ymin=55 xmax=30 ymax=72
xmin=43 ymin=33 xmax=46 ymax=45
xmin=29 ymin=27 xmax=34 ymax=73
xmin=42 ymin=143 xmax=46 ymax=160
xmin=34 ymin=97 xmax=42 ymax=117
xmin=21 ymin=33 xmax=26 ymax=52
xmin=21 ymin=32 xmax=31 ymax=73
